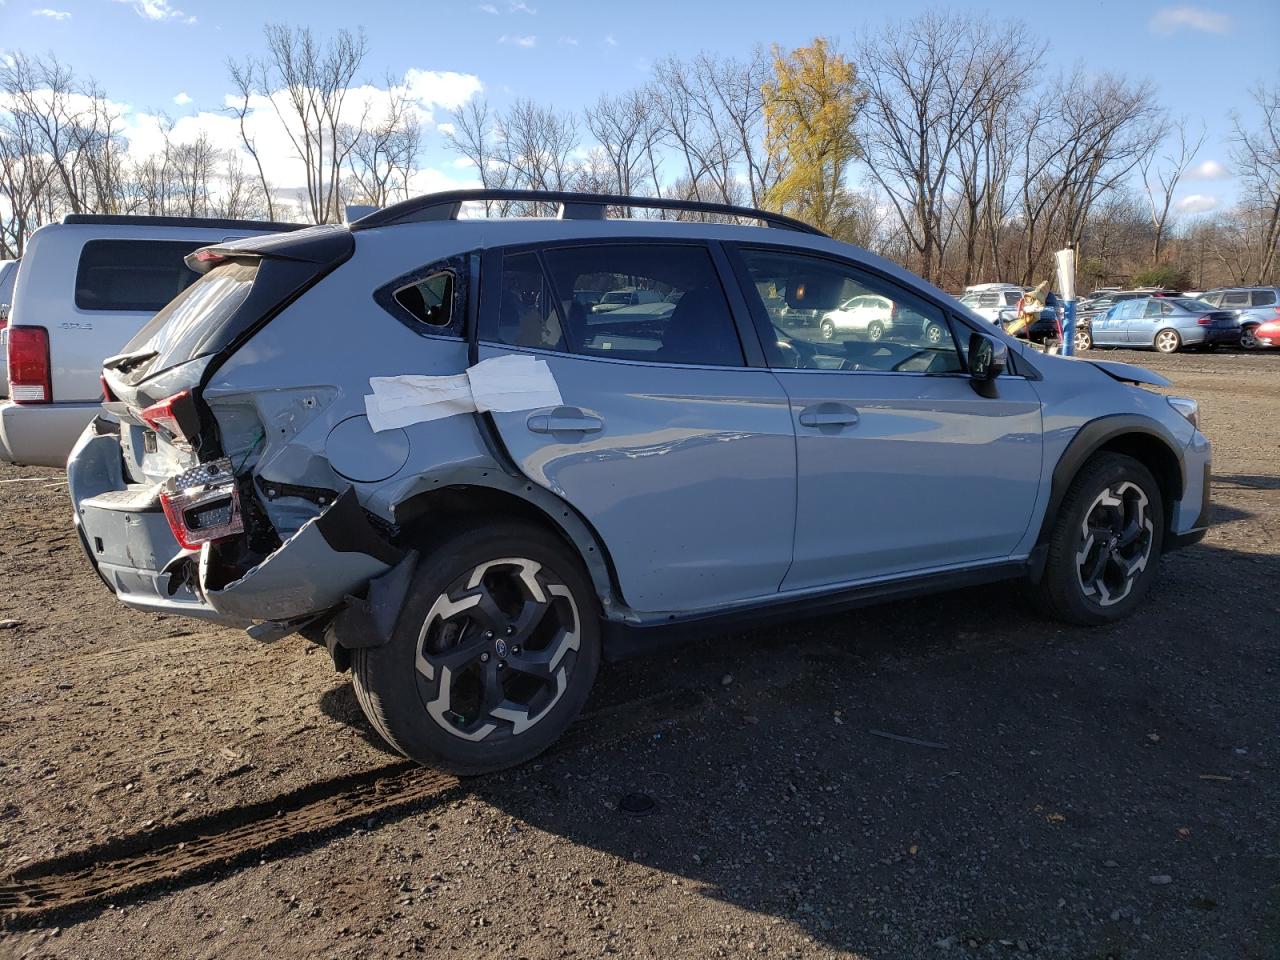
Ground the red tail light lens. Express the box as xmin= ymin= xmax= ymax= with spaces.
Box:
xmin=8 ymin=326 xmax=51 ymax=404
xmin=140 ymin=390 xmax=199 ymax=443
xmin=1197 ymin=315 xmax=1213 ymax=326
xmin=159 ymin=458 xmax=243 ymax=549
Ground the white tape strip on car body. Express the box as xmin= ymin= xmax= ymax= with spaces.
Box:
xmin=364 ymin=354 xmax=564 ymax=432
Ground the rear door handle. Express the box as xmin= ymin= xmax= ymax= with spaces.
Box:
xmin=798 ymin=402 xmax=860 ymax=428
xmin=527 ymin=406 xmax=604 ymax=434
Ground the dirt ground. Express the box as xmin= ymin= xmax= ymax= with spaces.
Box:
xmin=0 ymin=349 xmax=1277 ymax=960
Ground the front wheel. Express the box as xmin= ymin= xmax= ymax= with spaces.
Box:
xmin=1031 ymin=453 xmax=1164 ymax=626
xmin=1240 ymin=324 xmax=1259 ymax=350
xmin=924 ymin=322 xmax=945 ymax=345
xmin=1074 ymin=327 xmax=1093 ymax=352
xmin=820 ymin=318 xmax=836 ymax=340
xmin=1153 ymin=328 xmax=1181 ymax=353
xmin=352 ymin=521 xmax=601 ymax=774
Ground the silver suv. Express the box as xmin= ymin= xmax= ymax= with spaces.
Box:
xmin=1199 ymin=287 xmax=1280 ymax=348
xmin=68 ymin=190 xmax=1213 ymax=774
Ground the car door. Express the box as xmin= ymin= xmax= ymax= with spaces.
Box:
xmin=731 ymin=245 xmax=1043 ymax=589
xmin=476 ymin=241 xmax=797 ymax=614
xmin=1090 ymin=303 xmax=1118 ymax=344
xmin=1137 ymin=299 xmax=1168 ymax=344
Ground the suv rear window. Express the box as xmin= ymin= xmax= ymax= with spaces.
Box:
xmin=75 ymin=239 xmax=203 ymax=312
xmin=1251 ymin=290 xmax=1276 ymax=306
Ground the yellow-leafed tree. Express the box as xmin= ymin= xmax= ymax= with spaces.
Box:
xmin=763 ymin=39 xmax=865 ymax=239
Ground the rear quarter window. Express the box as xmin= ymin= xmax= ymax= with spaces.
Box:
xmin=75 ymin=239 xmax=204 ymax=312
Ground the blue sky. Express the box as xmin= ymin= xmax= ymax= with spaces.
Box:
xmin=3 ymin=0 xmax=1278 ymax=212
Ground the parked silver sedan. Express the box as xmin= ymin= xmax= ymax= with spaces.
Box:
xmin=1088 ymin=296 xmax=1241 ymax=353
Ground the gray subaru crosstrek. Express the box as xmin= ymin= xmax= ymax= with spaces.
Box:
xmin=68 ymin=190 xmax=1212 ymax=774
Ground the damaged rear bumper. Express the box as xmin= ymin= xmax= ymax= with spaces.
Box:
xmin=68 ymin=416 xmax=403 ymax=631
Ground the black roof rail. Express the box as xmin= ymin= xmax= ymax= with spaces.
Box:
xmin=60 ymin=214 xmax=305 ymax=232
xmin=348 ymin=189 xmax=827 ymax=237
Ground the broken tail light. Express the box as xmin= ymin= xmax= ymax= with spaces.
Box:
xmin=140 ymin=390 xmax=200 ymax=444
xmin=160 ymin=458 xmax=244 ymax=549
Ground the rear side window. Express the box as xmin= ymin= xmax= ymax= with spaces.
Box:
xmin=1251 ymin=290 xmax=1276 ymax=306
xmin=394 ymin=272 xmax=454 ymax=326
xmin=75 ymin=240 xmax=204 ymax=312
xmin=1222 ymin=291 xmax=1251 ymax=307
xmin=492 ymin=244 xmax=745 ymax=367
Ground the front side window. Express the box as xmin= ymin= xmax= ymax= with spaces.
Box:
xmin=492 ymin=244 xmax=744 ymax=367
xmin=75 ymin=239 xmax=203 ymax=312
xmin=737 ymin=248 xmax=963 ymax=374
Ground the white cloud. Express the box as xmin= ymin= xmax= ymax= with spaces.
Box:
xmin=113 ymin=0 xmax=197 ymax=24
xmin=558 ymin=36 xmax=579 ymax=45
xmin=173 ymin=91 xmax=192 ymax=106
xmin=31 ymin=8 xmax=71 ymax=19
xmin=403 ymin=69 xmax=484 ymax=111
xmin=1176 ymin=194 xmax=1219 ymax=214
xmin=603 ymin=34 xmax=618 ymax=47
xmin=478 ymin=2 xmax=498 ymax=12
xmin=509 ymin=0 xmax=536 ymax=13
xmin=437 ymin=122 xmax=457 ymax=138
xmin=1149 ymin=6 xmax=1232 ymax=34
xmin=498 ymin=34 xmax=537 ymax=48
xmin=1188 ymin=159 xmax=1229 ymax=180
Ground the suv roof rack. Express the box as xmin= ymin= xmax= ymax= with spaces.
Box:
xmin=61 ymin=214 xmax=304 ymax=232
xmin=348 ymin=189 xmax=827 ymax=237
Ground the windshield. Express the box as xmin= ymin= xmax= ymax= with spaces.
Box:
xmin=600 ymin=291 xmax=632 ymax=304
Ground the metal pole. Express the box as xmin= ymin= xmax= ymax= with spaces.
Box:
xmin=1062 ymin=299 xmax=1076 ymax=356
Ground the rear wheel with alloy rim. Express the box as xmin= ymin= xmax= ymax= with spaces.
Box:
xmin=924 ymin=322 xmax=945 ymax=345
xmin=1031 ymin=453 xmax=1164 ymax=625
xmin=1154 ymin=328 xmax=1181 ymax=353
xmin=352 ymin=521 xmax=600 ymax=774
xmin=1074 ymin=327 xmax=1092 ymax=351
xmin=1241 ymin=324 xmax=1259 ymax=349
xmin=867 ymin=320 xmax=885 ymax=341
xmin=820 ymin=318 xmax=836 ymax=340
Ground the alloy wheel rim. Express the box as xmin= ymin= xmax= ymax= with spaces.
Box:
xmin=1156 ymin=331 xmax=1178 ymax=352
xmin=821 ymin=321 xmax=834 ymax=340
xmin=868 ymin=323 xmax=883 ymax=341
xmin=926 ymin=324 xmax=943 ymax=344
xmin=1241 ymin=327 xmax=1257 ymax=349
xmin=415 ymin=557 xmax=580 ymax=741
xmin=1075 ymin=330 xmax=1091 ymax=351
xmin=1075 ymin=481 xmax=1154 ymax=607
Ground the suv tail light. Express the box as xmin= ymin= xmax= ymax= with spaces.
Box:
xmin=140 ymin=390 xmax=200 ymax=444
xmin=8 ymin=326 xmax=52 ymax=404
xmin=159 ymin=458 xmax=244 ymax=549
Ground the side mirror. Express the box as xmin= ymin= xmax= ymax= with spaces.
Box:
xmin=968 ymin=333 xmax=1007 ymax=397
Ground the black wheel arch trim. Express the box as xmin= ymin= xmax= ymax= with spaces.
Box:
xmin=1036 ymin=413 xmax=1189 ymax=555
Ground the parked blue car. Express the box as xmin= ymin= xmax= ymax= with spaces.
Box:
xmin=1087 ymin=296 xmax=1241 ymax=353
xmin=68 ymin=190 xmax=1213 ymax=773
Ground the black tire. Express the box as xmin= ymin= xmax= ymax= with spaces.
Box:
xmin=1031 ymin=453 xmax=1164 ymax=626
xmin=352 ymin=520 xmax=601 ymax=775
xmin=867 ymin=320 xmax=885 ymax=341
xmin=820 ymin=318 xmax=836 ymax=340
xmin=1240 ymin=324 xmax=1259 ymax=350
xmin=1153 ymin=328 xmax=1181 ymax=353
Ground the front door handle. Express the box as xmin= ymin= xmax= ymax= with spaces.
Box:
xmin=798 ymin=402 xmax=860 ymax=429
xmin=527 ymin=406 xmax=604 ymax=434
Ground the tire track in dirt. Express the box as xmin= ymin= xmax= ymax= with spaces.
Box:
xmin=0 ymin=686 xmax=710 ymax=930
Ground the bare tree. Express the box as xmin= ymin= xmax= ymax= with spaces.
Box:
xmin=1140 ymin=118 xmax=1206 ymax=262
xmin=584 ymin=88 xmax=662 ymax=203
xmin=234 ymin=24 xmax=369 ymax=224
xmin=1230 ymin=79 xmax=1280 ymax=283
xmin=226 ymin=57 xmax=276 ymax=220
xmin=857 ymin=13 xmax=1042 ymax=284
xmin=345 ymin=77 xmax=421 ymax=207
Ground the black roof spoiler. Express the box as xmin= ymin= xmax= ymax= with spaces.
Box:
xmin=185 ymin=224 xmax=353 ymax=274
xmin=349 ymin=189 xmax=827 ymax=237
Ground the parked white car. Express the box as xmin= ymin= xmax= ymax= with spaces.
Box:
xmin=959 ymin=283 xmax=1024 ymax=324
xmin=0 ymin=258 xmax=18 ymax=397
xmin=0 ymin=215 xmax=297 ymax=468
xmin=819 ymin=293 xmax=895 ymax=340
